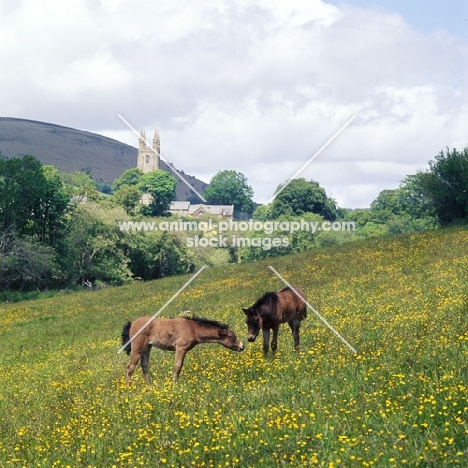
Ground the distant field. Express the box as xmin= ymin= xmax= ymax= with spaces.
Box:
xmin=0 ymin=228 xmax=467 ymax=467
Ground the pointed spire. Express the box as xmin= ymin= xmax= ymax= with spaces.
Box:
xmin=153 ymin=129 xmax=160 ymax=154
xmin=139 ymin=130 xmax=146 ymax=150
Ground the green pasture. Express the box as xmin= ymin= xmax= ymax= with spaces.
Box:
xmin=0 ymin=228 xmax=467 ymax=467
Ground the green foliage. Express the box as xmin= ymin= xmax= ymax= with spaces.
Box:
xmin=62 ymin=171 xmax=101 ymax=202
xmin=354 ymin=220 xmax=389 ymax=239
xmin=112 ymin=184 xmax=142 ymax=215
xmin=204 ymin=170 xmax=254 ymax=218
xmin=62 ymin=205 xmax=132 ymax=285
xmin=346 ymin=176 xmax=438 ymax=239
xmin=235 ymin=213 xmax=324 ymax=262
xmin=125 ymin=230 xmax=196 ymax=280
xmin=0 ymin=228 xmax=58 ymax=290
xmin=0 ymin=155 xmax=71 ymax=245
xmin=2 ymin=143 xmax=459 ymax=294
xmin=40 ymin=165 xmax=73 ymax=245
xmin=271 ymin=178 xmax=337 ymax=221
xmin=202 ymin=248 xmax=232 ymax=267
xmin=95 ymin=179 xmax=113 ymax=195
xmin=370 ymin=177 xmax=435 ymax=224
xmin=113 ymin=168 xmax=143 ymax=191
xmin=0 ymin=288 xmax=63 ymax=303
xmin=187 ymin=245 xmax=232 ymax=269
xmin=252 ymin=204 xmax=271 ymax=221
xmin=139 ymin=170 xmax=177 ymax=217
xmin=414 ymin=146 xmax=468 ymax=225
xmin=342 ymin=208 xmax=371 ymax=229
xmin=397 ymin=175 xmax=435 ymax=220
xmin=370 ymin=188 xmax=402 ymax=218
xmin=0 ymin=155 xmax=45 ymax=232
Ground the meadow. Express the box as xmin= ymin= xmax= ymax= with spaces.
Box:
xmin=0 ymin=227 xmax=467 ymax=467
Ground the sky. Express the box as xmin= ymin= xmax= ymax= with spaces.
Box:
xmin=1 ymin=0 xmax=467 ymax=208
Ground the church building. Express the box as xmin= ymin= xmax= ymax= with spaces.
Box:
xmin=137 ymin=130 xmax=233 ymax=219
xmin=137 ymin=130 xmax=160 ymax=173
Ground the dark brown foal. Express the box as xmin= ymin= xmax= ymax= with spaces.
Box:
xmin=242 ymin=286 xmax=307 ymax=354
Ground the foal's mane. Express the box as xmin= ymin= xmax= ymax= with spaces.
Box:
xmin=184 ymin=315 xmax=229 ymax=330
xmin=252 ymin=291 xmax=277 ymax=308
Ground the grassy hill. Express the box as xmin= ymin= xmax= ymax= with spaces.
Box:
xmin=0 ymin=228 xmax=467 ymax=466
xmin=0 ymin=117 xmax=208 ymax=201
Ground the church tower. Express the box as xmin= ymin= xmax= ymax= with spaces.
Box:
xmin=137 ymin=130 xmax=160 ymax=173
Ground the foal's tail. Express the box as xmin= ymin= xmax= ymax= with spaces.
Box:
xmin=121 ymin=321 xmax=132 ymax=355
xmin=296 ymin=287 xmax=307 ymax=321
xmin=300 ymin=307 xmax=308 ymax=321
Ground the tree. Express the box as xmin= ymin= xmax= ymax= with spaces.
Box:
xmin=0 ymin=227 xmax=58 ymax=290
xmin=0 ymin=155 xmax=43 ymax=234
xmin=62 ymin=171 xmax=101 ymax=203
xmin=343 ymin=209 xmax=372 ymax=229
xmin=63 ymin=205 xmax=132 ymax=285
xmin=350 ymin=177 xmax=438 ymax=237
xmin=370 ymin=177 xmax=435 ymax=225
xmin=414 ymin=146 xmax=468 ymax=225
xmin=370 ymin=189 xmax=401 ymax=216
xmin=0 ymin=156 xmax=71 ymax=245
xmin=252 ymin=204 xmax=271 ymax=221
xmin=270 ymin=178 xmax=336 ymax=221
xmin=126 ymin=231 xmax=196 ymax=280
xmin=398 ymin=175 xmax=435 ymax=220
xmin=39 ymin=166 xmax=72 ymax=246
xmin=113 ymin=168 xmax=144 ymax=191
xmin=204 ymin=170 xmax=254 ymax=218
xmin=112 ymin=184 xmax=142 ymax=215
xmin=138 ymin=170 xmax=177 ymax=216
xmin=95 ymin=179 xmax=113 ymax=194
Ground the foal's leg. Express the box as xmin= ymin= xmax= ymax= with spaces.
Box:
xmin=172 ymin=347 xmax=189 ymax=382
xmin=262 ymin=327 xmax=270 ymax=355
xmin=288 ymin=319 xmax=301 ymax=351
xmin=293 ymin=318 xmax=301 ymax=351
xmin=140 ymin=345 xmax=152 ymax=385
xmin=271 ymin=325 xmax=280 ymax=353
xmin=126 ymin=352 xmax=142 ymax=385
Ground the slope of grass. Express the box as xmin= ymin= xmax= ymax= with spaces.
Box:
xmin=0 ymin=227 xmax=467 ymax=467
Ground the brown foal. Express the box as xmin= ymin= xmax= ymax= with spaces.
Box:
xmin=121 ymin=316 xmax=244 ymax=384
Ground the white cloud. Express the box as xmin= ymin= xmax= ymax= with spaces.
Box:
xmin=35 ymin=53 xmax=132 ymax=102
xmin=1 ymin=0 xmax=467 ymax=207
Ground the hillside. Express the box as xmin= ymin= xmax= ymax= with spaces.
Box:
xmin=0 ymin=117 xmax=208 ymax=201
xmin=0 ymin=228 xmax=467 ymax=466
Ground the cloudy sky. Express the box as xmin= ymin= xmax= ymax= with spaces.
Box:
xmin=1 ymin=0 xmax=467 ymax=208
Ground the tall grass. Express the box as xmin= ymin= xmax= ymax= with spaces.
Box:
xmin=0 ymin=227 xmax=467 ymax=467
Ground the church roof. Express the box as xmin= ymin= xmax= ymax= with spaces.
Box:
xmin=170 ymin=201 xmax=190 ymax=211
xmin=188 ymin=204 xmax=233 ymax=216
xmin=168 ymin=202 xmax=233 ymax=218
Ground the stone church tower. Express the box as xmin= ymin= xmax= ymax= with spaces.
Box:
xmin=137 ymin=130 xmax=160 ymax=173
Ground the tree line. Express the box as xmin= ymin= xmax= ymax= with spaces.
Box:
xmin=1 ymin=146 xmax=467 ymax=296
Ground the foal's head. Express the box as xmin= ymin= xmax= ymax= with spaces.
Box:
xmin=218 ymin=327 xmax=245 ymax=352
xmin=242 ymin=307 xmax=262 ymax=342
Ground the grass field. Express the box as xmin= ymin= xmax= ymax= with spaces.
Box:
xmin=0 ymin=227 xmax=467 ymax=467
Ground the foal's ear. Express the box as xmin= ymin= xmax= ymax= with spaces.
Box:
xmin=242 ymin=307 xmax=248 ymax=315
xmin=218 ymin=328 xmax=228 ymax=337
